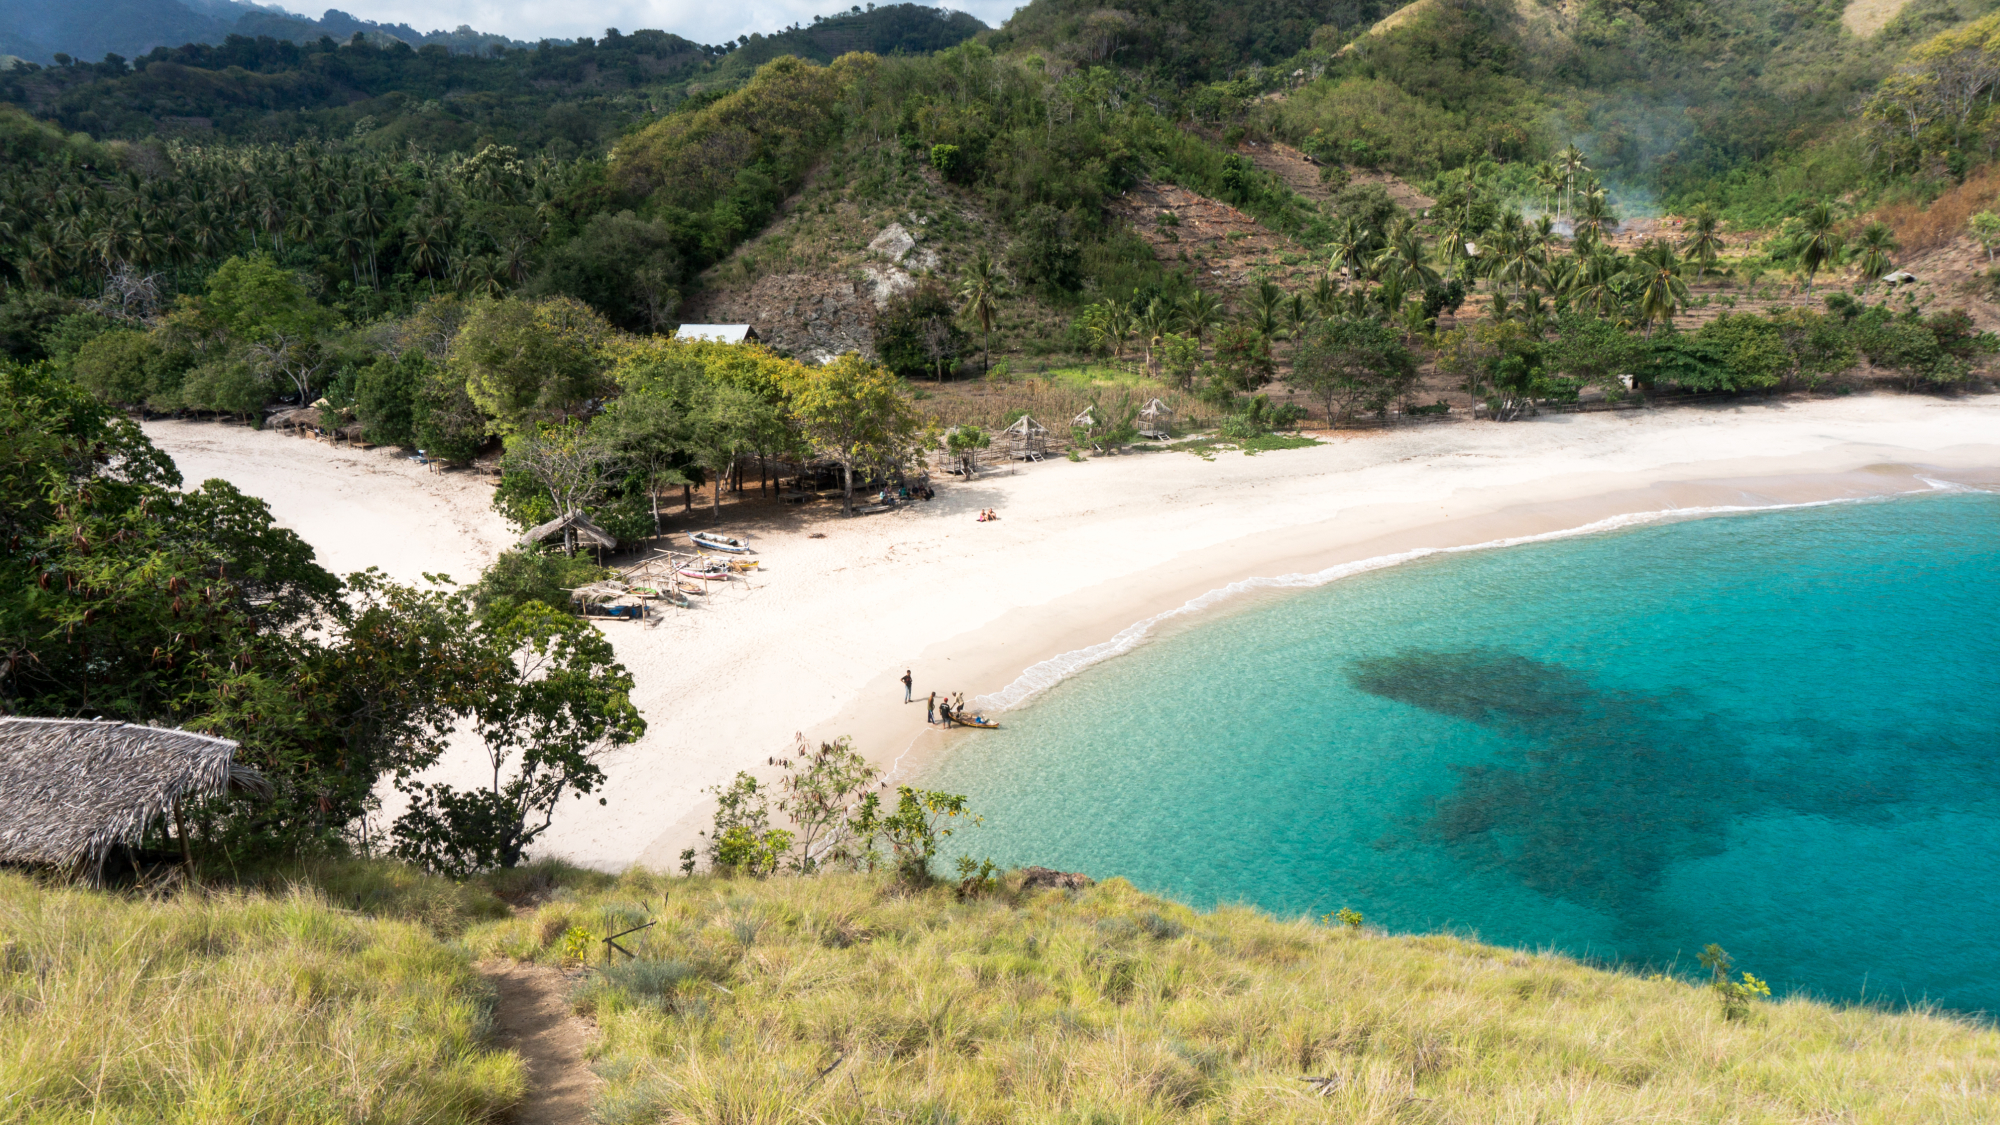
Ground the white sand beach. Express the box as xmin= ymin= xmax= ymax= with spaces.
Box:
xmin=142 ymin=394 xmax=2000 ymax=870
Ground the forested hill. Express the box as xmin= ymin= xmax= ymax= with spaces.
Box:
xmin=0 ymin=0 xmax=524 ymax=67
xmin=0 ymin=4 xmax=986 ymax=151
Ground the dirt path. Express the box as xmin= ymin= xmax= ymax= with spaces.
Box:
xmin=482 ymin=961 xmax=600 ymax=1125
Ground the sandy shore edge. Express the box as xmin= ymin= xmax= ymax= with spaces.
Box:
xmin=631 ymin=441 xmax=2000 ymax=870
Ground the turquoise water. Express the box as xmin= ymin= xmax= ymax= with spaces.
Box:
xmin=920 ymin=492 xmax=2000 ymax=1014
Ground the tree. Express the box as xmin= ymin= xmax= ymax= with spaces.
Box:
xmin=1694 ymin=314 xmax=1789 ymax=391
xmin=945 ymin=425 xmax=990 ymax=478
xmin=777 ymin=737 xmax=881 ymax=871
xmin=1679 ymin=205 xmax=1726 ymax=280
xmin=1795 ymin=203 xmax=1843 ymax=295
xmin=846 ymin=786 xmax=980 ymax=883
xmin=1632 ymin=241 xmax=1689 ymax=335
xmin=1853 ymin=222 xmax=1898 ymax=291
xmin=1008 ymin=204 xmax=1082 ymax=293
xmin=1769 ymin=309 xmax=1857 ymax=391
xmin=781 ymin=353 xmax=925 ymax=516
xmin=1970 ymin=211 xmax=2000 ymax=263
xmin=528 ymin=211 xmax=684 ymax=331
xmin=874 ymin=282 xmax=964 ymax=381
xmin=454 ymin=296 xmax=615 ymax=434
xmin=1541 ymin=312 xmax=1641 ymax=397
xmin=1291 ymin=317 xmax=1415 ymax=424
xmin=392 ymin=601 xmax=644 ymax=875
xmin=956 ymin=254 xmax=1001 ymax=375
xmin=204 ymin=253 xmax=340 ymax=406
xmin=502 ymin=420 xmax=616 ymax=551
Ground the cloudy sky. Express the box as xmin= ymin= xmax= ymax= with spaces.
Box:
xmin=293 ymin=0 xmax=1024 ymax=46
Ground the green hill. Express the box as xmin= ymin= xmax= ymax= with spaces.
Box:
xmin=6 ymin=861 xmax=1996 ymax=1122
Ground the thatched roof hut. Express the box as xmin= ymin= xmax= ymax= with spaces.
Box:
xmin=1138 ymin=398 xmax=1175 ymax=439
xmin=1003 ymin=414 xmax=1050 ymax=460
xmin=521 ymin=511 xmax=619 ymax=551
xmin=0 ymin=718 xmax=247 ymax=873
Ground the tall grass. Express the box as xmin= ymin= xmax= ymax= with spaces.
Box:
xmin=0 ymin=871 xmax=525 ymax=1124
xmin=467 ymin=869 xmax=2000 ymax=1125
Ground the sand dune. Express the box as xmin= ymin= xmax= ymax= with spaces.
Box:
xmin=143 ymin=394 xmax=2000 ymax=870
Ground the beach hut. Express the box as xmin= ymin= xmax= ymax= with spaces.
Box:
xmin=1138 ymin=398 xmax=1175 ymax=439
xmin=520 ymin=511 xmax=619 ymax=554
xmin=674 ymin=324 xmax=761 ymax=345
xmin=0 ymin=718 xmax=264 ymax=880
xmin=1071 ymin=406 xmax=1098 ymax=432
xmin=1003 ymin=415 xmax=1051 ymax=461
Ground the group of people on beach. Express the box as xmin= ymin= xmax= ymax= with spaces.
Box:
xmin=927 ymin=690 xmax=971 ymax=726
xmin=975 ymin=508 xmax=999 ymax=522
xmin=901 ymin=670 xmax=971 ymax=726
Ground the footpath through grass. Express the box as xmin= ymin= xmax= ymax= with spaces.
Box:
xmin=4 ymin=861 xmax=1998 ymax=1123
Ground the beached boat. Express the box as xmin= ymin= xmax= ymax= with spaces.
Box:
xmin=678 ymin=562 xmax=731 ymax=581
xmin=691 ymin=531 xmax=752 ymax=553
xmin=949 ymin=713 xmax=1000 ymax=729
xmin=725 ymin=558 xmax=760 ymax=572
xmin=674 ymin=578 xmax=707 ymax=596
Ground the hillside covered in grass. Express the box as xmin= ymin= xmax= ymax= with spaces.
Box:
xmin=5 ymin=861 xmax=1997 ymax=1123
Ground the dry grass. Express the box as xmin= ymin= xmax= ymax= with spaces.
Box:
xmin=0 ymin=870 xmax=525 ymax=1124
xmin=1873 ymin=164 xmax=2000 ymax=254
xmin=920 ymin=372 xmax=1210 ymax=435
xmin=466 ymin=869 xmax=2000 ymax=1125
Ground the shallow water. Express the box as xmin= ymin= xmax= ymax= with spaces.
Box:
xmin=920 ymin=491 xmax=2000 ymax=1013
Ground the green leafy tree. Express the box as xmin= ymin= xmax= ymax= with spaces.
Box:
xmin=1632 ymin=241 xmax=1690 ymax=335
xmin=1291 ymin=317 xmax=1414 ymax=424
xmin=782 ymin=353 xmax=925 ymax=516
xmin=1693 ymin=314 xmax=1789 ymax=390
xmin=392 ymin=601 xmax=645 ymax=875
xmin=454 ymin=296 xmax=615 ymax=434
xmin=1970 ymin=212 xmax=2000 ymax=263
xmin=1853 ymin=222 xmax=1898 ymax=292
xmin=1699 ymin=944 xmax=1771 ymax=1021
xmin=847 ymin=786 xmax=980 ymax=883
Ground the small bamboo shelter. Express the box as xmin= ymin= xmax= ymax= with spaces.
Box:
xmin=1003 ymin=414 xmax=1051 ymax=461
xmin=1138 ymin=398 xmax=1175 ymax=439
xmin=0 ymin=718 xmax=251 ymax=879
xmin=520 ymin=510 xmax=619 ymax=554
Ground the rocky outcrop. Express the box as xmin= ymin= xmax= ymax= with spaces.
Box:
xmin=1018 ymin=866 xmax=1095 ymax=891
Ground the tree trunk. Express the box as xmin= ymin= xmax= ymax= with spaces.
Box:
xmin=841 ymin=459 xmax=855 ymax=516
xmin=712 ymin=476 xmax=722 ymax=523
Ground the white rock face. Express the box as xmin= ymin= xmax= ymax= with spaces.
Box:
xmin=861 ymin=264 xmax=916 ymax=308
xmin=868 ymin=223 xmax=917 ymax=263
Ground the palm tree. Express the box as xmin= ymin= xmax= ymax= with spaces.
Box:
xmin=1853 ymin=221 xmax=1898 ymax=292
xmin=1632 ymin=241 xmax=1689 ymax=335
xmin=1372 ymin=228 xmax=1438 ymax=294
xmin=1248 ymin=281 xmax=1288 ymax=342
xmin=1679 ymin=205 xmax=1725 ymax=281
xmin=1796 ymin=203 xmax=1842 ymax=295
xmin=1532 ymin=161 xmax=1561 ymax=218
xmin=1576 ymin=190 xmax=1617 ymax=244
xmin=1309 ymin=276 xmax=1342 ymax=320
xmin=1328 ymin=217 xmax=1370 ymax=285
xmin=957 ymin=254 xmax=1001 ymax=374
xmin=1174 ymin=290 xmax=1224 ymax=343
xmin=1137 ymin=298 xmax=1173 ymax=376
xmin=1556 ymin=145 xmax=1588 ymax=225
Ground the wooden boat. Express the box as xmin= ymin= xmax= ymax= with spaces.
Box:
xmin=948 ymin=713 xmax=1000 ymax=729
xmin=678 ymin=562 xmax=731 ymax=581
xmin=674 ymin=578 xmax=707 ymax=596
xmin=725 ymin=558 xmax=760 ymax=572
xmin=691 ymin=531 xmax=752 ymax=553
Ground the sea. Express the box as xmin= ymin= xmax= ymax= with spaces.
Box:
xmin=918 ymin=489 xmax=2000 ymax=1015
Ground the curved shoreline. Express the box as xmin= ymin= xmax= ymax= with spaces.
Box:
xmin=133 ymin=402 xmax=2000 ymax=873
xmin=673 ymin=448 xmax=2000 ymax=864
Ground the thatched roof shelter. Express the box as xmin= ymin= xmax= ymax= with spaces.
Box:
xmin=521 ymin=511 xmax=618 ymax=551
xmin=1138 ymin=398 xmax=1175 ymax=439
xmin=1072 ymin=406 xmax=1098 ymax=430
xmin=1003 ymin=414 xmax=1050 ymax=459
xmin=0 ymin=718 xmax=246 ymax=872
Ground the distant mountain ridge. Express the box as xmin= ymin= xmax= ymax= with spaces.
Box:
xmin=0 ymin=0 xmax=527 ymax=66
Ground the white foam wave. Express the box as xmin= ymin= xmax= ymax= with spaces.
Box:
xmin=971 ymin=497 xmax=1869 ymax=715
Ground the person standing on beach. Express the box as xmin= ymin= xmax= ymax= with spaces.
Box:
xmin=901 ymin=669 xmax=914 ymax=703
xmin=926 ymin=692 xmax=937 ymax=725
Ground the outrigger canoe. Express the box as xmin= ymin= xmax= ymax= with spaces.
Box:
xmin=948 ymin=713 xmax=1000 ymax=729
xmin=678 ymin=562 xmax=731 ymax=581
xmin=691 ymin=531 xmax=752 ymax=553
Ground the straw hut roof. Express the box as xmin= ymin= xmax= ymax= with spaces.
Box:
xmin=0 ymin=718 xmax=246 ymax=869
xmin=1003 ymin=415 xmax=1050 ymax=436
xmin=1072 ymin=406 xmax=1098 ymax=428
xmin=521 ymin=511 xmax=618 ymax=551
xmin=1138 ymin=398 xmax=1174 ymax=419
